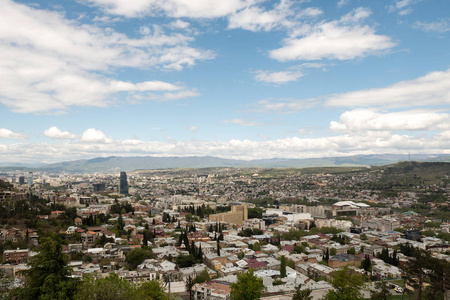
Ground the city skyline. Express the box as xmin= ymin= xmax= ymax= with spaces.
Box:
xmin=0 ymin=0 xmax=449 ymax=164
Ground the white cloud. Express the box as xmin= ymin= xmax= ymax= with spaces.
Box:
xmin=388 ymin=0 xmax=421 ymax=16
xmin=0 ymin=0 xmax=212 ymax=113
xmin=269 ymin=8 xmax=395 ymax=61
xmin=169 ymin=20 xmax=190 ymax=29
xmin=325 ymin=69 xmax=450 ymax=108
xmin=223 ymin=119 xmax=261 ymax=126
xmin=1 ymin=132 xmax=450 ymax=164
xmin=188 ymin=126 xmax=197 ymax=131
xmin=414 ymin=19 xmax=450 ymax=33
xmin=228 ymin=0 xmax=294 ymax=32
xmin=253 ymin=98 xmax=316 ymax=113
xmin=83 ymin=0 xmax=252 ymax=18
xmin=44 ymin=127 xmax=77 ymax=139
xmin=0 ymin=129 xmax=27 ymax=140
xmin=227 ymin=1 xmax=322 ymax=32
xmin=337 ymin=0 xmax=349 ymax=8
xmin=330 ymin=109 xmax=450 ymax=132
xmin=80 ymin=128 xmax=113 ymax=143
xmin=254 ymin=70 xmax=303 ymax=84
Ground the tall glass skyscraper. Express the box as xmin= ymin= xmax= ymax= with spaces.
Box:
xmin=119 ymin=172 xmax=129 ymax=196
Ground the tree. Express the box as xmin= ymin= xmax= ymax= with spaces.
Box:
xmin=322 ymin=265 xmax=366 ymax=300
xmin=329 ymin=248 xmax=337 ymax=256
xmin=74 ymin=274 xmax=135 ymax=300
xmin=197 ymin=244 xmax=203 ymax=260
xmin=136 ymin=279 xmax=168 ymax=300
xmin=217 ymin=239 xmax=221 ymax=257
xmin=126 ymin=248 xmax=152 ymax=270
xmin=361 ymin=255 xmax=372 ymax=273
xmin=424 ymin=257 xmax=450 ymax=300
xmin=404 ymin=249 xmax=429 ymax=300
xmin=142 ymin=231 xmax=148 ymax=247
xmin=117 ymin=213 xmax=124 ymax=231
xmin=193 ymin=269 xmax=210 ymax=285
xmin=280 ymin=256 xmax=287 ymax=278
xmin=12 ymin=237 xmax=79 ymax=300
xmin=324 ymin=249 xmax=329 ymax=262
xmin=292 ymin=285 xmax=313 ymax=300
xmin=176 ymin=254 xmax=197 ymax=268
xmin=370 ymin=280 xmax=391 ymax=300
xmin=230 ymin=269 xmax=264 ymax=300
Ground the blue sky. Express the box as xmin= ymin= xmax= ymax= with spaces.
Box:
xmin=0 ymin=0 xmax=449 ymax=164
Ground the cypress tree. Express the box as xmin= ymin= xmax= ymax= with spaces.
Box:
xmin=197 ymin=245 xmax=203 ymax=260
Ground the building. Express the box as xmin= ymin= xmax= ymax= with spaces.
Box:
xmin=192 ymin=281 xmax=231 ymax=300
xmin=18 ymin=176 xmax=25 ymax=185
xmin=209 ymin=204 xmax=248 ymax=225
xmin=93 ymin=183 xmax=106 ymax=193
xmin=119 ymin=172 xmax=129 ymax=196
xmin=328 ymin=254 xmax=359 ymax=269
xmin=243 ymin=218 xmax=266 ymax=230
xmin=27 ymin=172 xmax=33 ymax=186
xmin=3 ymin=249 xmax=29 ymax=264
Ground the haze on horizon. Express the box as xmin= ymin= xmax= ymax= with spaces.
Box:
xmin=0 ymin=0 xmax=449 ymax=164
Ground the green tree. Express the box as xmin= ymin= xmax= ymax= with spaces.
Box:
xmin=280 ymin=256 xmax=287 ymax=278
xmin=424 ymin=256 xmax=450 ymax=300
xmin=370 ymin=280 xmax=391 ymax=300
xmin=176 ymin=254 xmax=196 ymax=268
xmin=404 ymin=249 xmax=429 ymax=300
xmin=74 ymin=274 xmax=135 ymax=300
xmin=292 ymin=285 xmax=313 ymax=300
xmin=12 ymin=237 xmax=79 ymax=300
xmin=193 ymin=269 xmax=211 ymax=285
xmin=230 ymin=269 xmax=264 ymax=300
xmin=329 ymin=248 xmax=337 ymax=256
xmin=135 ymin=279 xmax=168 ymax=300
xmin=126 ymin=248 xmax=152 ymax=270
xmin=322 ymin=266 xmax=366 ymax=300
xmin=361 ymin=255 xmax=372 ymax=273
xmin=117 ymin=214 xmax=124 ymax=231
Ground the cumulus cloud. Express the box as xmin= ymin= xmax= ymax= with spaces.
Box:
xmin=1 ymin=132 xmax=449 ymax=164
xmin=388 ymin=0 xmax=420 ymax=16
xmin=83 ymin=0 xmax=252 ymax=18
xmin=269 ymin=8 xmax=395 ymax=61
xmin=337 ymin=0 xmax=349 ymax=8
xmin=0 ymin=0 xmax=212 ymax=113
xmin=44 ymin=127 xmax=77 ymax=139
xmin=169 ymin=20 xmax=190 ymax=29
xmin=228 ymin=0 xmax=295 ymax=32
xmin=0 ymin=129 xmax=27 ymax=140
xmin=188 ymin=126 xmax=197 ymax=131
xmin=254 ymin=70 xmax=303 ymax=84
xmin=223 ymin=119 xmax=261 ymax=126
xmin=325 ymin=69 xmax=450 ymax=108
xmin=80 ymin=129 xmax=113 ymax=143
xmin=414 ymin=19 xmax=450 ymax=33
xmin=252 ymin=98 xmax=316 ymax=113
xmin=330 ymin=109 xmax=450 ymax=132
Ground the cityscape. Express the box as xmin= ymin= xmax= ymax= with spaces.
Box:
xmin=0 ymin=161 xmax=449 ymax=299
xmin=0 ymin=0 xmax=450 ymax=299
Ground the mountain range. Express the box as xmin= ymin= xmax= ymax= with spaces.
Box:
xmin=1 ymin=154 xmax=449 ymax=173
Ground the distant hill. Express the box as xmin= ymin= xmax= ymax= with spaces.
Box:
xmin=0 ymin=153 xmax=448 ymax=173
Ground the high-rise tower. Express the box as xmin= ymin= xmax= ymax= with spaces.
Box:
xmin=27 ymin=172 xmax=33 ymax=186
xmin=119 ymin=172 xmax=129 ymax=196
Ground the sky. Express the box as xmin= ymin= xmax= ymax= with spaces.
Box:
xmin=0 ymin=0 xmax=450 ymax=164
